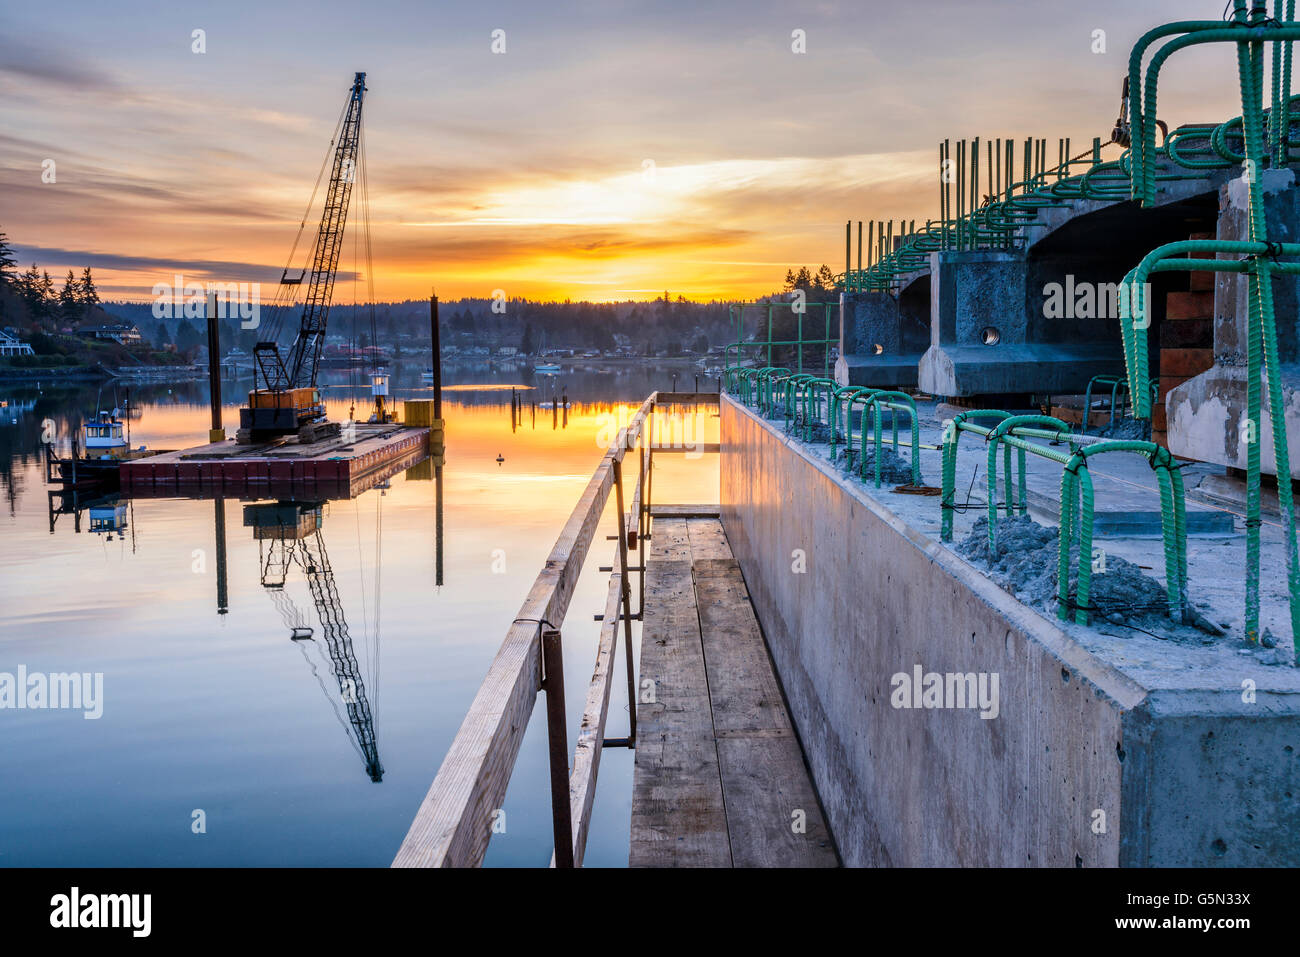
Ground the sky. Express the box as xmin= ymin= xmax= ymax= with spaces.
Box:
xmin=0 ymin=0 xmax=1251 ymax=304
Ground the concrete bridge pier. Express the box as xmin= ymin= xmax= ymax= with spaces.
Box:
xmin=1167 ymin=169 xmax=1300 ymax=476
xmin=835 ymin=277 xmax=928 ymax=389
xmin=917 ymin=247 xmax=1125 ymax=398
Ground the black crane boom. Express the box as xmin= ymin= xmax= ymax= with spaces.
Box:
xmin=242 ymin=72 xmax=368 ymax=441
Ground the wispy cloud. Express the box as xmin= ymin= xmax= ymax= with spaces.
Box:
xmin=0 ymin=34 xmax=123 ymax=90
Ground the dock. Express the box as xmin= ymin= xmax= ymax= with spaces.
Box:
xmin=390 ymin=392 xmax=838 ymax=868
xmin=121 ymin=423 xmax=430 ymax=499
xmin=631 ymin=513 xmax=837 ymax=867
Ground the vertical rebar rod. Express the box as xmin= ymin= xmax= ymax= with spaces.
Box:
xmin=1006 ymin=138 xmax=1013 ymax=199
xmin=987 ymin=138 xmax=994 ymax=204
xmin=942 ymin=139 xmax=951 ymax=250
xmin=995 ymin=137 xmax=1001 ymax=200
xmin=957 ymin=139 xmax=966 ymax=250
xmin=844 ymin=220 xmax=851 ymax=283
xmin=938 ymin=142 xmax=946 ymax=249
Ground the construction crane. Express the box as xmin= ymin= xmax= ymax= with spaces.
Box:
xmin=248 ymin=501 xmax=384 ymax=782
xmin=238 ymin=72 xmax=368 ymax=444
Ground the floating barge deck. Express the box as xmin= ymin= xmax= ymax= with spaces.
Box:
xmin=121 ymin=423 xmax=430 ymax=499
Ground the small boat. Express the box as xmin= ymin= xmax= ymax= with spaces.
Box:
xmin=421 ymin=368 xmax=435 ymax=383
xmin=534 ymin=331 xmax=562 ymax=374
xmin=88 ymin=500 xmax=129 ymax=539
xmin=45 ymin=408 xmax=154 ymax=489
xmin=83 ymin=410 xmax=129 ymax=458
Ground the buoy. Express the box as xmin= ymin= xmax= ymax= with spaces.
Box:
xmin=496 ymin=454 xmax=505 ymax=466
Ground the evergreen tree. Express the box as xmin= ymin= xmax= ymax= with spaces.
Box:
xmin=79 ymin=267 xmax=100 ymax=305
xmin=816 ymin=264 xmax=835 ymax=288
xmin=17 ymin=263 xmax=40 ymax=305
xmin=59 ymin=270 xmax=81 ymax=322
xmin=0 ymin=231 xmax=16 ymax=286
xmin=33 ymin=270 xmax=56 ymax=321
xmin=174 ymin=318 xmax=202 ymax=352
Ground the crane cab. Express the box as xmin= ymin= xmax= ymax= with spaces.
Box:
xmin=238 ymin=387 xmax=328 ymax=442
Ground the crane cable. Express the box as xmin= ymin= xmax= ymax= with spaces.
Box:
xmin=360 ymin=119 xmax=377 ymax=381
xmin=264 ymin=95 xmax=352 ymax=350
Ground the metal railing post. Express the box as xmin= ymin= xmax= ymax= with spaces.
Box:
xmin=638 ymin=430 xmax=647 ymax=613
xmin=541 ymin=628 xmax=575 ymax=868
xmin=613 ymin=458 xmax=637 ymax=742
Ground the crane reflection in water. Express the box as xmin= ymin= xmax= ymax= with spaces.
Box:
xmin=244 ymin=500 xmax=384 ymax=783
xmin=44 ymin=453 xmax=451 ymax=785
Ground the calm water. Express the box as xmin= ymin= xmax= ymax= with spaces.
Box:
xmin=0 ymin=360 xmax=717 ymax=866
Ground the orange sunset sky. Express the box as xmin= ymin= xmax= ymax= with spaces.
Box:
xmin=0 ymin=1 xmax=1246 ymax=304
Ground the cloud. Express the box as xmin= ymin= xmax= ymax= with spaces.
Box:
xmin=8 ymin=245 xmax=357 ymax=285
xmin=0 ymin=34 xmax=123 ymax=90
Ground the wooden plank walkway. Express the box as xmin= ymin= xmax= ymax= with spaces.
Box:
xmin=630 ymin=516 xmax=837 ymax=867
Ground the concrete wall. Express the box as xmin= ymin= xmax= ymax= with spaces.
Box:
xmin=720 ymin=395 xmax=1300 ymax=866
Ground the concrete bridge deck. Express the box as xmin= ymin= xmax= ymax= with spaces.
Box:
xmin=629 ymin=512 xmax=838 ymax=867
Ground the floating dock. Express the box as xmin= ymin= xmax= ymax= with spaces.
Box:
xmin=121 ymin=423 xmax=430 ymax=499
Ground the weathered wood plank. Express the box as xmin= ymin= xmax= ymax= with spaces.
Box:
xmin=691 ymin=557 xmax=789 ymax=735
xmin=648 ymin=443 xmax=721 ymax=453
xmin=649 ymin=517 xmax=692 ymax=560
xmin=629 ymin=544 xmax=731 ymax=867
xmin=685 ymin=519 xmax=732 ymax=561
xmin=691 ymin=555 xmax=837 ymax=866
xmin=561 ymin=569 xmax=624 ymax=866
xmin=653 ymin=392 xmax=720 ymax=405
xmin=714 ymin=735 xmax=838 ymax=868
xmin=393 ymin=396 xmax=654 ymax=868
xmin=649 ymin=504 xmax=722 ymax=519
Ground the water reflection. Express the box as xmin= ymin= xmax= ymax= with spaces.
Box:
xmin=0 ymin=359 xmax=714 ymax=866
xmin=245 ymin=500 xmax=383 ymax=783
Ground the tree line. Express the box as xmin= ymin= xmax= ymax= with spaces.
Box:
xmin=0 ymin=229 xmax=102 ymax=324
xmin=783 ymin=265 xmax=837 ymax=298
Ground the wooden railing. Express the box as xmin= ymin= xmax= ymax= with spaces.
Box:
xmin=392 ymin=394 xmax=662 ymax=867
